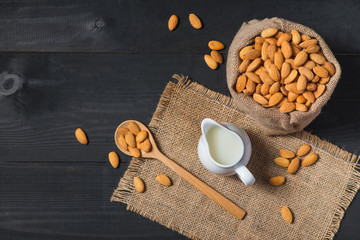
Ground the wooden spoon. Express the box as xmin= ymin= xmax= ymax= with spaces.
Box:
xmin=115 ymin=120 xmax=246 ymax=220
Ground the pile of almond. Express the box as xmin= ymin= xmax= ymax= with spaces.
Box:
xmin=236 ymin=28 xmax=336 ymax=113
xmin=117 ymin=121 xmax=152 ymax=158
xmin=268 ymin=144 xmax=319 ymax=224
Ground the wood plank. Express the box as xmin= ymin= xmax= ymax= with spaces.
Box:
xmin=0 ymin=0 xmax=358 ymax=53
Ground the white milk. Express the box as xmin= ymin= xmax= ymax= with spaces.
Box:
xmin=206 ymin=125 xmax=244 ymax=166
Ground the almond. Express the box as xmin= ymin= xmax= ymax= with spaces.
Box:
xmin=304 ymin=60 xmax=316 ymax=70
xmin=268 ymin=176 xmax=286 ymax=186
xmin=140 ymin=138 xmax=152 ymax=152
xmin=108 ymin=151 xmax=119 ymax=168
xmin=310 ymin=53 xmax=326 ymax=65
xmin=136 ymin=130 xmax=148 ymax=143
xmin=291 ymin=29 xmax=301 ymax=45
xmin=134 ymin=176 xmax=145 ymax=193
xmin=118 ymin=135 xmax=128 ymax=150
xmin=288 ymin=157 xmax=300 ymax=174
xmin=298 ymin=67 xmax=314 ymax=81
xmin=247 ymin=58 xmax=262 ymax=72
xmin=267 ymin=44 xmax=277 ymax=61
xmin=280 ymin=101 xmax=295 ymax=113
xmin=281 ymin=206 xmax=293 ymax=224
xmin=306 ymin=83 xmax=317 ymax=91
xmin=168 ymin=15 xmax=178 ymax=31
xmin=236 ymin=75 xmax=247 ymax=92
xmin=312 ymin=75 xmax=320 ymax=83
xmin=269 ymin=64 xmax=281 ymax=81
xmin=285 ymin=58 xmax=295 ymax=69
xmin=314 ymin=84 xmax=326 ymax=98
xmin=295 ymin=102 xmax=308 ymax=112
xmin=274 ymin=31 xmax=283 ymax=39
xmin=297 ymin=75 xmax=308 ymax=91
xmin=281 ymin=62 xmax=291 ymax=79
xmin=211 ymin=50 xmax=223 ymax=64
xmin=125 ymin=132 xmax=136 ymax=148
xmin=118 ymin=127 xmax=129 ymax=135
xmin=246 ymin=79 xmax=256 ymax=93
xmin=244 ymin=49 xmax=261 ymax=60
xmin=305 ymin=100 xmax=312 ymax=108
xmin=294 ymin=50 xmax=308 ymax=67
xmin=296 ymin=95 xmax=307 ymax=104
xmin=266 ymin=37 xmax=277 ymax=45
xmin=261 ymin=83 xmax=270 ymax=95
xmin=208 ymin=40 xmax=225 ymax=50
xmin=285 ymin=82 xmax=303 ymax=94
xmin=299 ymin=39 xmax=317 ymax=48
xmin=255 ymin=84 xmax=262 ymax=94
xmin=264 ymin=59 xmax=272 ymax=72
xmin=156 ymin=174 xmax=172 ymax=186
xmin=75 ymin=128 xmax=88 ymax=145
xmin=302 ymin=153 xmax=319 ymax=166
xmin=305 ymin=44 xmax=320 ymax=54
xmin=255 ymin=42 xmax=263 ymax=51
xmin=129 ymin=146 xmax=141 ymax=158
xmin=189 ymin=13 xmax=202 ymax=29
xmin=129 ymin=121 xmax=141 ymax=135
xmin=277 ymin=33 xmax=291 ymax=46
xmin=269 ymin=82 xmax=280 ymax=95
xmin=259 ymin=71 xmax=275 ymax=85
xmin=280 ymin=86 xmax=288 ymax=96
xmin=280 ymin=149 xmax=295 ymax=158
xmin=261 ymin=41 xmax=269 ymax=60
xmin=291 ymin=44 xmax=301 ymax=57
xmin=261 ymin=28 xmax=278 ymax=38
xmin=204 ymin=54 xmax=218 ymax=70
xmin=240 ymin=46 xmax=253 ymax=60
xmin=287 ymin=92 xmax=299 ymax=102
xmin=274 ymin=157 xmax=290 ymax=167
xmin=322 ymin=61 xmax=336 ymax=76
xmin=239 ymin=59 xmax=251 ymax=73
xmin=303 ymin=91 xmax=315 ymax=103
xmin=276 ymin=97 xmax=288 ymax=108
xmin=297 ymin=144 xmax=311 ymax=156
xmin=284 ymin=69 xmax=298 ymax=84
xmin=319 ymin=77 xmax=330 ymax=84
xmin=253 ymin=93 xmax=269 ymax=105
xmin=255 ymin=36 xmax=265 ymax=44
xmin=281 ymin=41 xmax=292 ymax=59
xmin=274 ymin=50 xmax=284 ymax=70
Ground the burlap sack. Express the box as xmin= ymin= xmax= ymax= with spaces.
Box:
xmin=226 ymin=17 xmax=341 ymax=135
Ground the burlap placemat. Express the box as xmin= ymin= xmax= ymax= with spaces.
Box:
xmin=111 ymin=75 xmax=360 ymax=240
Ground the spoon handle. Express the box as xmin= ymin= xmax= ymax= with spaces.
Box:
xmin=155 ymin=152 xmax=246 ymax=220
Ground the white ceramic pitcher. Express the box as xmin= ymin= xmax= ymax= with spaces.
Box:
xmin=198 ymin=118 xmax=255 ymax=186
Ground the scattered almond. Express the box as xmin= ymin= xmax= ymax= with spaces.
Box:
xmin=288 ymin=157 xmax=300 ymax=174
xmin=208 ymin=41 xmax=225 ymax=50
xmin=261 ymin=28 xmax=278 ymax=38
xmin=140 ymin=139 xmax=152 ymax=152
xmin=280 ymin=149 xmax=295 ymax=159
xmin=134 ymin=176 xmax=145 ymax=193
xmin=189 ymin=13 xmax=202 ymax=29
xmin=297 ymin=144 xmax=311 ymax=156
xmin=204 ymin=54 xmax=218 ymax=70
xmin=281 ymin=206 xmax=293 ymax=223
xmin=210 ymin=50 xmax=223 ymax=64
xmin=168 ymin=15 xmax=178 ymax=31
xmin=274 ymin=157 xmax=290 ymax=167
xmin=302 ymin=153 xmax=318 ymax=166
xmin=75 ymin=128 xmax=88 ymax=145
xmin=156 ymin=174 xmax=172 ymax=186
xmin=268 ymin=176 xmax=286 ymax=186
xmin=108 ymin=151 xmax=119 ymax=168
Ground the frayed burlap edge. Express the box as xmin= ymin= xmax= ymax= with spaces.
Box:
xmin=111 ymin=74 xmax=360 ymax=240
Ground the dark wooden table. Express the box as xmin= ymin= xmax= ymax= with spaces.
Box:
xmin=0 ymin=1 xmax=359 ymax=239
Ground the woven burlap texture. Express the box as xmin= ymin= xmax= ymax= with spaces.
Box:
xmin=111 ymin=76 xmax=359 ymax=240
xmin=226 ymin=17 xmax=341 ymax=135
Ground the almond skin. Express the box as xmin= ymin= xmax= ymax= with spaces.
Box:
xmin=291 ymin=29 xmax=301 ymax=45
xmin=129 ymin=146 xmax=141 ymax=158
xmin=129 ymin=122 xmax=141 ymax=135
xmin=269 ymin=92 xmax=283 ymax=106
xmin=281 ymin=41 xmax=292 ymax=59
xmin=239 ymin=59 xmax=251 ymax=73
xmin=314 ymin=84 xmax=326 ymax=98
xmin=108 ymin=151 xmax=119 ymax=168
xmin=117 ymin=127 xmax=129 ymax=135
xmin=277 ymin=33 xmax=291 ymax=46
xmin=240 ymin=46 xmax=253 ymax=60
xmin=299 ymin=39 xmax=318 ymax=48
xmin=268 ymin=176 xmax=286 ymax=186
xmin=247 ymin=58 xmax=262 ymax=72
xmin=274 ymin=157 xmax=290 ymax=167
xmin=140 ymin=139 xmax=152 ymax=152
xmin=284 ymin=69 xmax=298 ymax=84
xmin=288 ymin=157 xmax=300 ymax=174
xmin=295 ymin=103 xmax=308 ymax=112
xmin=136 ymin=130 xmax=148 ymax=143
xmin=297 ymin=144 xmax=311 ymax=156
xmin=261 ymin=28 xmax=278 ymax=38
xmin=156 ymin=174 xmax=172 ymax=186
xmin=204 ymin=54 xmax=218 ymax=70
xmin=253 ymin=93 xmax=269 ymax=105
xmin=244 ymin=49 xmax=261 ymax=60
xmin=294 ymin=50 xmax=308 ymax=67
xmin=236 ymin=75 xmax=247 ymax=93
xmin=297 ymin=75 xmax=308 ymax=92
xmin=323 ymin=61 xmax=336 ymax=76
xmin=281 ymin=206 xmax=293 ymax=223
xmin=210 ymin=50 xmax=223 ymax=64
xmin=280 ymin=149 xmax=295 ymax=158
xmin=299 ymin=67 xmax=314 ymax=81
xmin=310 ymin=53 xmax=326 ymax=65
xmin=281 ymin=62 xmax=291 ymax=79
xmin=134 ymin=176 xmax=145 ymax=193
xmin=302 ymin=153 xmax=319 ymax=166
xmin=168 ymin=15 xmax=178 ymax=31
xmin=189 ymin=13 xmax=202 ymax=29
xmin=313 ymin=66 xmax=328 ymax=78
xmin=303 ymin=91 xmax=315 ymax=103
xmin=269 ymin=64 xmax=280 ymax=81
xmin=75 ymin=128 xmax=88 ymax=145
xmin=208 ymin=41 xmax=225 ymax=50
xmin=261 ymin=41 xmax=269 ymax=60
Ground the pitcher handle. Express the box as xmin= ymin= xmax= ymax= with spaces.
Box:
xmin=235 ymin=164 xmax=255 ymax=186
